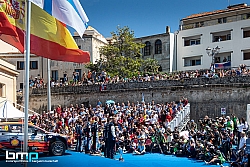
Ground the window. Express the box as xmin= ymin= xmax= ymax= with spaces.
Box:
xmin=194 ymin=22 xmax=204 ymax=28
xmin=17 ymin=61 xmax=24 ymax=70
xmin=0 ymin=83 xmax=3 ymax=97
xmin=184 ymin=39 xmax=200 ymax=46
xmin=215 ymin=57 xmax=221 ymax=63
xmin=226 ymin=34 xmax=231 ymax=40
xmin=28 ymin=126 xmax=45 ymax=134
xmin=243 ymin=52 xmax=250 ymax=60
xmin=0 ymin=83 xmax=5 ymax=97
xmin=10 ymin=125 xmax=23 ymax=133
xmin=243 ymin=30 xmax=250 ymax=38
xmin=190 ymin=59 xmax=201 ymax=66
xmin=223 ymin=17 xmax=227 ymax=23
xmin=155 ymin=39 xmax=162 ymax=54
xmin=78 ymin=45 xmax=81 ymax=49
xmin=52 ymin=70 xmax=58 ymax=81
xmin=20 ymin=83 xmax=23 ymax=90
xmin=195 ymin=22 xmax=199 ymax=28
xmin=30 ymin=61 xmax=38 ymax=69
xmin=190 ymin=40 xmax=200 ymax=45
xmin=218 ymin=17 xmax=227 ymax=24
xmin=144 ymin=41 xmax=151 ymax=56
xmin=184 ymin=56 xmax=202 ymax=67
xmin=212 ymin=30 xmax=232 ymax=42
xmin=75 ymin=69 xmax=81 ymax=81
xmin=183 ymin=35 xmax=201 ymax=46
xmin=218 ymin=18 xmax=222 ymax=24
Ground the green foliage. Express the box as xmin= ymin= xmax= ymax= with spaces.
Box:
xmin=86 ymin=26 xmax=160 ymax=78
xmin=141 ymin=58 xmax=160 ymax=74
xmin=85 ymin=58 xmax=103 ymax=72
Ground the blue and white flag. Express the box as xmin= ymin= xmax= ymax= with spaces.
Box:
xmin=31 ymin=0 xmax=89 ymax=37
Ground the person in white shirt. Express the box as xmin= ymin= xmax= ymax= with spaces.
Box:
xmin=238 ymin=132 xmax=247 ymax=151
xmin=237 ymin=118 xmax=248 ymax=147
xmin=134 ymin=140 xmax=146 ymax=155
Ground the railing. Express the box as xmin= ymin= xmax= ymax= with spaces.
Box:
xmin=167 ymin=103 xmax=190 ymax=131
xmin=30 ymin=76 xmax=250 ymax=95
xmin=181 ymin=14 xmax=250 ymax=31
xmin=16 ymin=103 xmax=40 ymax=116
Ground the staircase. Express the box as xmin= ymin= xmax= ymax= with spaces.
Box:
xmin=167 ymin=103 xmax=190 ymax=131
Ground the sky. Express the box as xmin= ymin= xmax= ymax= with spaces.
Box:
xmin=79 ymin=0 xmax=250 ymax=38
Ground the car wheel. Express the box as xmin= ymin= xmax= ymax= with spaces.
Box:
xmin=50 ymin=141 xmax=65 ymax=156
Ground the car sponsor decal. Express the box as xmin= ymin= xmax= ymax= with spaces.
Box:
xmin=10 ymin=138 xmax=19 ymax=146
xmin=0 ymin=125 xmax=8 ymax=131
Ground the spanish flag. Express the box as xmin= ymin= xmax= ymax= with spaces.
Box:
xmin=0 ymin=0 xmax=90 ymax=63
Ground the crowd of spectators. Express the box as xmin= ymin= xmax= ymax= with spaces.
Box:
xmin=28 ymin=64 xmax=250 ymax=89
xmin=28 ymin=98 xmax=188 ymax=151
xmin=28 ymin=97 xmax=250 ymax=166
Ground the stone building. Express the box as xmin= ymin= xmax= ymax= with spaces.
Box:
xmin=134 ymin=26 xmax=175 ymax=72
xmin=176 ymin=3 xmax=250 ymax=71
xmin=0 ymin=26 xmax=108 ymax=90
xmin=0 ymin=58 xmax=19 ymax=105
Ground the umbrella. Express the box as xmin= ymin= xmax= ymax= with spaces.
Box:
xmin=106 ymin=100 xmax=115 ymax=105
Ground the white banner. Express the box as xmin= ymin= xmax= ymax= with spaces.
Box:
xmin=247 ymin=104 xmax=250 ymax=129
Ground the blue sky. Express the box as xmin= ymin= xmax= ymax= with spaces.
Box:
xmin=79 ymin=0 xmax=250 ymax=38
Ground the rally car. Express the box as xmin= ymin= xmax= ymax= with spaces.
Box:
xmin=0 ymin=122 xmax=68 ymax=156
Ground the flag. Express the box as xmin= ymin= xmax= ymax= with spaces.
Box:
xmin=0 ymin=0 xmax=90 ymax=63
xmin=215 ymin=62 xmax=231 ymax=69
xmin=30 ymin=0 xmax=89 ymax=37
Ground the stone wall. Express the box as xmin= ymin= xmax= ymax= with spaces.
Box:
xmin=26 ymin=76 xmax=250 ymax=121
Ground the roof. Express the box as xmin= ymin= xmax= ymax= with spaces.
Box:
xmin=183 ymin=3 xmax=250 ymax=20
xmin=73 ymin=25 xmax=100 ymax=36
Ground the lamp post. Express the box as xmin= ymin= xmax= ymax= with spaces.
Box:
xmin=206 ymin=46 xmax=220 ymax=73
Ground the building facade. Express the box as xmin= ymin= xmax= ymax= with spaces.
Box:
xmin=0 ymin=58 xmax=19 ymax=105
xmin=176 ymin=3 xmax=250 ymax=71
xmin=134 ymin=26 xmax=175 ymax=72
xmin=0 ymin=26 xmax=108 ymax=90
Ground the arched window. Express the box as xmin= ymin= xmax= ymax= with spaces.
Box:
xmin=144 ymin=41 xmax=151 ymax=56
xmin=155 ymin=39 xmax=162 ymax=54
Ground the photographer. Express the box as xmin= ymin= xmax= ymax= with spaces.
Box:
xmin=220 ymin=129 xmax=231 ymax=161
xmin=134 ymin=140 xmax=146 ymax=155
xmin=205 ymin=150 xmax=226 ymax=165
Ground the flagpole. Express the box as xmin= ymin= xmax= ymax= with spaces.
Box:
xmin=47 ymin=58 xmax=51 ymax=113
xmin=24 ymin=0 xmax=31 ymax=166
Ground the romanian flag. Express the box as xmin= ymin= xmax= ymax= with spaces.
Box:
xmin=0 ymin=0 xmax=90 ymax=63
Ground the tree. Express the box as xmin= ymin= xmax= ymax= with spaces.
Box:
xmin=141 ymin=58 xmax=160 ymax=73
xmin=86 ymin=26 xmax=160 ymax=78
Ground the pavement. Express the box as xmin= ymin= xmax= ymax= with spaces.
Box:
xmin=0 ymin=150 xmax=220 ymax=167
